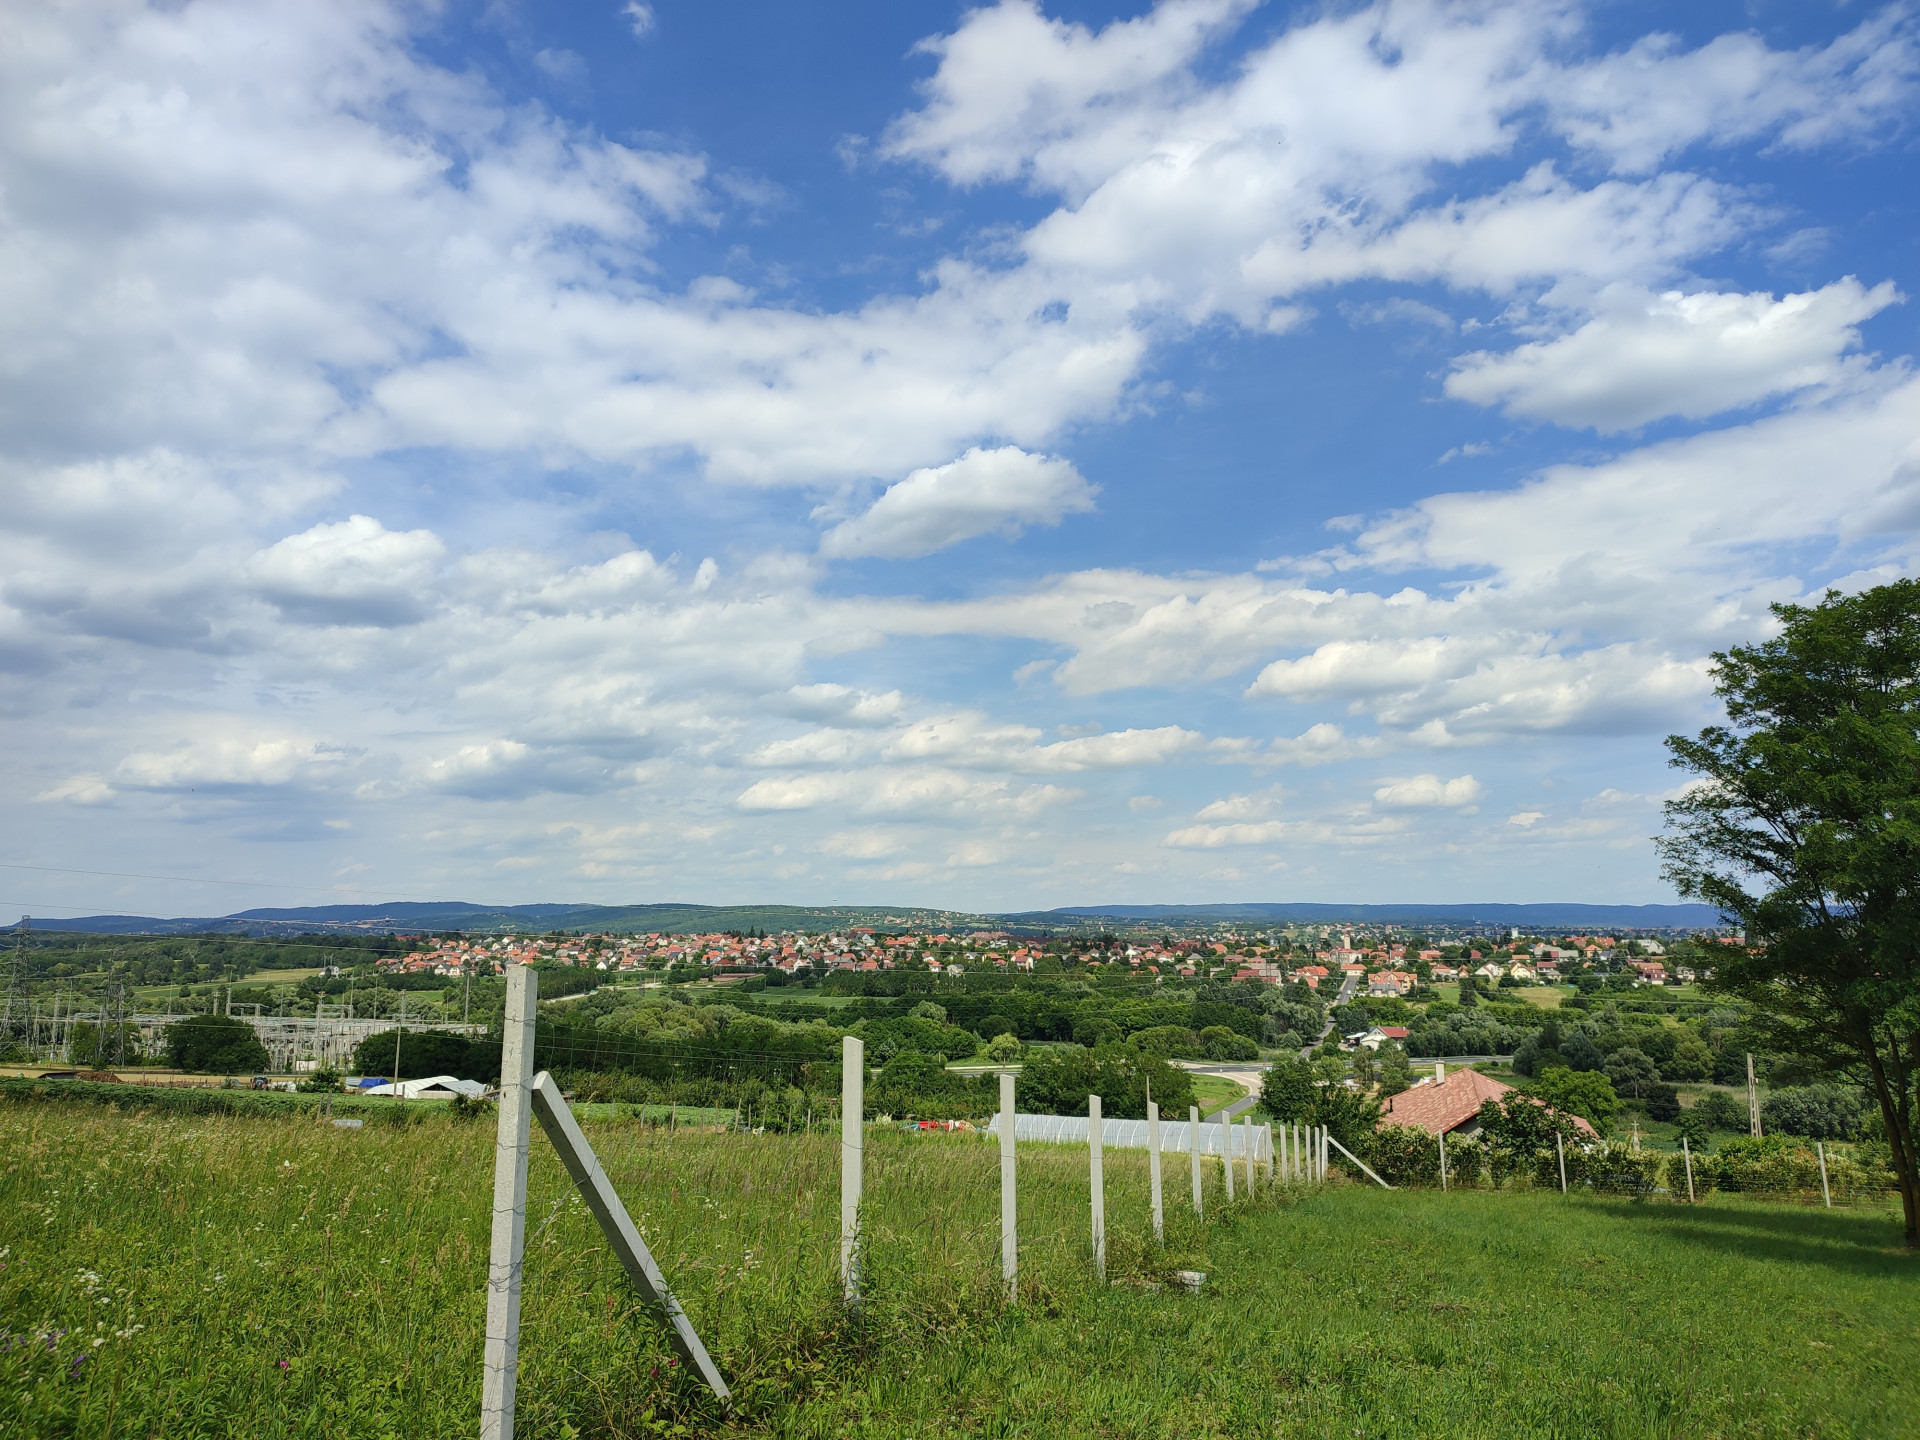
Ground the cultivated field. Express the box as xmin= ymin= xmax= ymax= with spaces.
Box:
xmin=1 ymin=1099 xmax=1915 ymax=1438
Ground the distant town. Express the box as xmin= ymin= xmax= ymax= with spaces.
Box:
xmin=378 ymin=922 xmax=1711 ymax=992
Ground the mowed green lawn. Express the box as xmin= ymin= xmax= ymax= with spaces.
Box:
xmin=0 ymin=1100 xmax=1913 ymax=1439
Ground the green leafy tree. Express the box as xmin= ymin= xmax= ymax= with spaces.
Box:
xmin=1560 ymin=1031 xmax=1603 ymax=1071
xmin=1525 ymin=1065 xmax=1618 ymax=1130
xmin=349 ymin=1028 xmax=490 ymax=1081
xmin=1605 ymin=1046 xmax=1659 ymax=1098
xmin=1015 ymin=1045 xmax=1193 ymax=1119
xmin=1665 ymin=1033 xmax=1714 ymax=1081
xmin=1674 ymin=1110 xmax=1713 ymax=1151
xmin=163 ymin=1014 xmax=269 ymax=1075
xmin=1348 ymin=1045 xmax=1378 ymax=1093
xmin=984 ymin=1031 xmax=1022 ymax=1064
xmin=1660 ymin=581 xmax=1920 ymax=1244
xmin=1761 ymin=1083 xmax=1866 ymax=1140
xmin=1644 ymin=1083 xmax=1682 ymax=1122
xmin=1376 ymin=1044 xmax=1414 ymax=1099
xmin=1694 ymin=1089 xmax=1746 ymax=1130
xmin=1303 ymin=1080 xmax=1382 ymax=1155
xmin=1259 ymin=1055 xmax=1316 ymax=1121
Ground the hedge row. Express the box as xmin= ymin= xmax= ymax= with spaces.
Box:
xmin=0 ymin=1076 xmax=430 ymax=1124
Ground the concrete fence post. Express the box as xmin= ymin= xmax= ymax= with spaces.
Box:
xmin=1242 ymin=1114 xmax=1255 ymax=1195
xmin=1682 ymin=1135 xmax=1695 ymax=1203
xmin=999 ymin=1072 xmax=1017 ymax=1298
xmin=840 ymin=1036 xmax=864 ymax=1309
xmin=1438 ymin=1129 xmax=1448 ymax=1192
xmin=1189 ymin=1105 xmax=1203 ymax=1217
xmin=1263 ymin=1123 xmax=1273 ymax=1186
xmin=1088 ymin=1094 xmax=1106 ymax=1281
xmin=1147 ymin=1099 xmax=1164 ymax=1244
xmin=481 ymin=965 xmax=538 ymax=1440
xmin=1818 ymin=1141 xmax=1832 ymax=1208
xmin=1556 ymin=1130 xmax=1567 ymax=1195
xmin=1221 ymin=1113 xmax=1235 ymax=1203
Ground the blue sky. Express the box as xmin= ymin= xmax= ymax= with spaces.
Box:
xmin=4 ymin=0 xmax=1919 ymax=919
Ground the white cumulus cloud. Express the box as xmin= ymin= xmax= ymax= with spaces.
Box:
xmin=819 ymin=447 xmax=1097 ymax=559
xmin=1445 ymin=278 xmax=1901 ymax=431
xmin=1372 ymin=774 xmax=1485 ymax=809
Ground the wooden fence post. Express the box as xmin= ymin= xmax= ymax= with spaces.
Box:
xmin=1089 ymin=1094 xmax=1106 ymax=1281
xmin=840 ymin=1036 xmax=863 ymax=1309
xmin=481 ymin=965 xmax=537 ymax=1440
xmin=999 ymin=1072 xmax=1017 ymax=1298
xmin=1147 ymin=1099 xmax=1164 ymax=1244
xmin=1189 ymin=1105 xmax=1203 ymax=1217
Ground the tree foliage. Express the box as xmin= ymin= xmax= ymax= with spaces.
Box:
xmin=1524 ymin=1065 xmax=1618 ymax=1130
xmin=163 ymin=1014 xmax=270 ymax=1075
xmin=1660 ymin=581 xmax=1920 ymax=1243
xmin=1014 ymin=1045 xmax=1194 ymax=1119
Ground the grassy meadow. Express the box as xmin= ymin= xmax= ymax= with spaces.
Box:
xmin=1 ymin=1096 xmax=1916 ymax=1439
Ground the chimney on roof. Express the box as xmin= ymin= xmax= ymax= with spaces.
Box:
xmin=1435 ymin=1063 xmax=1446 ymax=1083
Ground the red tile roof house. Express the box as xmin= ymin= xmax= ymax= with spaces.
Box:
xmin=1380 ymin=1066 xmax=1597 ymax=1139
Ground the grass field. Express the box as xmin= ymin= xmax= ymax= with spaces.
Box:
xmin=1187 ymin=1072 xmax=1250 ymax=1111
xmin=1 ymin=1098 xmax=1915 ymax=1439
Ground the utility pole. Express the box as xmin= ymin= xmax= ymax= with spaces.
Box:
xmin=1746 ymin=1052 xmax=1762 ymax=1138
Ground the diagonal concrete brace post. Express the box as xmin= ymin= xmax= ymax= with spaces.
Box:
xmin=530 ymin=1073 xmax=731 ymax=1402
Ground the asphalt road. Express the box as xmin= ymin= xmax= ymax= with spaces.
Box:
xmin=1303 ymin=971 xmax=1362 ymax=1054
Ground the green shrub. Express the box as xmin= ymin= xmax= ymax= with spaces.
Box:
xmin=163 ymin=1015 xmax=270 ymax=1075
xmin=1128 ymin=1025 xmax=1199 ymax=1058
xmin=1368 ymin=1124 xmax=1440 ymax=1185
xmin=1694 ymin=1089 xmax=1746 ymax=1130
xmin=868 ymin=1052 xmax=995 ymax=1121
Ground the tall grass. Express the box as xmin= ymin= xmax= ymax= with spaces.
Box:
xmin=1 ymin=1099 xmax=1915 ymax=1438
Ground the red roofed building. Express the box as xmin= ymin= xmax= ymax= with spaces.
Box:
xmin=1380 ymin=1066 xmax=1597 ymax=1139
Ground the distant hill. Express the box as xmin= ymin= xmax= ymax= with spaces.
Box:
xmin=1040 ymin=901 xmax=1724 ymax=929
xmin=23 ymin=901 xmax=1004 ymax=937
xmin=23 ymin=896 xmax=1723 ymax=936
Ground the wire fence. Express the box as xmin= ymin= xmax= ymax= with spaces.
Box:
xmin=1348 ymin=1129 xmax=1907 ymax=1210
